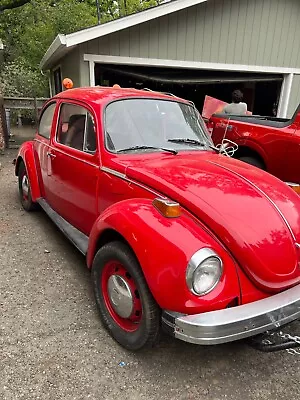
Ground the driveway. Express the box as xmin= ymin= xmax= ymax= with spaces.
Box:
xmin=1 ymin=149 xmax=300 ymax=400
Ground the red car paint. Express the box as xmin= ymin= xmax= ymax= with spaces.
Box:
xmin=15 ymin=87 xmax=300 ymax=317
xmin=209 ymin=106 xmax=300 ymax=183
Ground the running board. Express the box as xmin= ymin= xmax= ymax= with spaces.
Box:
xmin=37 ymin=199 xmax=89 ymax=255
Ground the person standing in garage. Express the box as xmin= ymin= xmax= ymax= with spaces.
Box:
xmin=222 ymin=90 xmax=248 ymax=115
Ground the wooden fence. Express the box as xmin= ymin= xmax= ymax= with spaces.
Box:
xmin=4 ymin=97 xmax=50 ymax=124
xmin=1 ymin=97 xmax=49 ymax=149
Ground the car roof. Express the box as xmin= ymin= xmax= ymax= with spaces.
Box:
xmin=53 ymin=86 xmax=188 ymax=106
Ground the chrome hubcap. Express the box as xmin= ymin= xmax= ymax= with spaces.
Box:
xmin=22 ymin=175 xmax=29 ymax=196
xmin=107 ymin=275 xmax=134 ymax=318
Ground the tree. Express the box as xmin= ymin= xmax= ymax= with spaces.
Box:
xmin=0 ymin=0 xmax=98 ymax=96
xmin=0 ymin=0 xmax=98 ymax=66
xmin=0 ymin=0 xmax=163 ymax=97
xmin=84 ymin=0 xmax=162 ymax=21
xmin=0 ymin=60 xmax=47 ymax=97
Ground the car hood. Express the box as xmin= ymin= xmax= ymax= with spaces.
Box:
xmin=125 ymin=152 xmax=300 ymax=292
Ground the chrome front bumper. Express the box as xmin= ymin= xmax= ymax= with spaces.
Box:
xmin=162 ymin=284 xmax=300 ymax=345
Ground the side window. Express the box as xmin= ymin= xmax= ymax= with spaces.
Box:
xmin=38 ymin=103 xmax=56 ymax=139
xmin=56 ymin=103 xmax=97 ymax=153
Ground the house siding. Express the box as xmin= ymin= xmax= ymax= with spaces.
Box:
xmin=51 ymin=47 xmax=81 ymax=91
xmin=81 ymin=0 xmax=300 ymax=68
xmin=79 ymin=43 xmax=90 ymax=86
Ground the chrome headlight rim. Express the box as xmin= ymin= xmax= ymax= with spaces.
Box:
xmin=186 ymin=248 xmax=223 ymax=296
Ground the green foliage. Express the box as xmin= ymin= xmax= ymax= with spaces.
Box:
xmin=1 ymin=0 xmax=98 ymax=67
xmin=0 ymin=0 xmax=162 ymax=97
xmin=120 ymin=0 xmax=160 ymax=17
xmin=84 ymin=0 xmax=160 ymax=22
xmin=0 ymin=60 xmax=48 ymax=97
xmin=0 ymin=0 xmax=98 ymax=96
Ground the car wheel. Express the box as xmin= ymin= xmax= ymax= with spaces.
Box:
xmin=18 ymin=162 xmax=37 ymax=211
xmin=238 ymin=156 xmax=265 ymax=170
xmin=92 ymin=241 xmax=161 ymax=351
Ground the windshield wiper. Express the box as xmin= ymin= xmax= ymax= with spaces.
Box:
xmin=168 ymin=138 xmax=218 ymax=152
xmin=117 ymin=145 xmax=178 ymax=155
xmin=168 ymin=138 xmax=206 ymax=146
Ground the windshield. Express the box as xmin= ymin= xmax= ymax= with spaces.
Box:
xmin=105 ymin=98 xmax=213 ymax=153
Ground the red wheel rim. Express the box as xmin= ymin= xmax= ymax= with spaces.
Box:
xmin=21 ymin=170 xmax=29 ymax=201
xmin=101 ymin=261 xmax=142 ymax=332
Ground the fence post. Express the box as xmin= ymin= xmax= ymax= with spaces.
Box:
xmin=34 ymin=97 xmax=39 ymax=127
xmin=0 ymin=97 xmax=9 ymax=151
xmin=5 ymin=108 xmax=11 ymax=138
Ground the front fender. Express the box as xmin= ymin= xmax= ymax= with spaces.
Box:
xmin=87 ymin=198 xmax=241 ymax=314
xmin=15 ymin=141 xmax=41 ymax=201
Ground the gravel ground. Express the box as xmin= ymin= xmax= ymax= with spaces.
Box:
xmin=1 ymin=148 xmax=300 ymax=400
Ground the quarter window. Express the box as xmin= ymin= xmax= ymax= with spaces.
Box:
xmin=56 ymin=104 xmax=97 ymax=153
xmin=38 ymin=103 xmax=56 ymax=139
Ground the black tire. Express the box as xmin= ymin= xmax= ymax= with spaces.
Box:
xmin=18 ymin=162 xmax=38 ymax=211
xmin=92 ymin=241 xmax=161 ymax=351
xmin=238 ymin=156 xmax=265 ymax=170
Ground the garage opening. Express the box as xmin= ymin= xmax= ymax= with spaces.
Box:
xmin=95 ymin=63 xmax=283 ymax=117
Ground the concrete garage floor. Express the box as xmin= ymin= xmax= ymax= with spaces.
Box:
xmin=1 ymin=149 xmax=300 ymax=400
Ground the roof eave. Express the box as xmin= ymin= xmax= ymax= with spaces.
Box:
xmin=65 ymin=0 xmax=207 ymax=47
xmin=40 ymin=34 xmax=67 ymax=70
xmin=40 ymin=0 xmax=208 ymax=70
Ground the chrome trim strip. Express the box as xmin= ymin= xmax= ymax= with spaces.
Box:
xmin=162 ymin=283 xmax=300 ymax=345
xmin=209 ymin=161 xmax=297 ymax=242
xmin=101 ymin=166 xmax=126 ymax=179
xmin=100 ymin=166 xmax=166 ymax=199
xmin=34 ymin=138 xmax=49 ymax=145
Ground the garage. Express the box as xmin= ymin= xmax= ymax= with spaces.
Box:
xmin=41 ymin=0 xmax=300 ymax=118
xmin=95 ymin=63 xmax=282 ymax=116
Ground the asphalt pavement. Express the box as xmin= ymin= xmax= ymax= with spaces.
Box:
xmin=1 ymin=148 xmax=300 ymax=400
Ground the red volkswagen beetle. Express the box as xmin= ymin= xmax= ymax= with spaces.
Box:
xmin=15 ymin=86 xmax=300 ymax=351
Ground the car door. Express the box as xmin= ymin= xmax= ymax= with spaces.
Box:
xmin=259 ymin=123 xmax=299 ymax=183
xmin=46 ymin=101 xmax=99 ymax=235
xmin=277 ymin=122 xmax=300 ymax=184
xmin=33 ymin=102 xmax=57 ymax=199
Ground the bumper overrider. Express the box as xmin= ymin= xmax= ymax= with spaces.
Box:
xmin=162 ymin=284 xmax=300 ymax=345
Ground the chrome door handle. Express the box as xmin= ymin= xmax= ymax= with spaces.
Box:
xmin=47 ymin=152 xmax=56 ymax=159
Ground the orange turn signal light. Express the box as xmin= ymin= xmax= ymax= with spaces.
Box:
xmin=153 ymin=198 xmax=181 ymax=218
xmin=286 ymin=182 xmax=300 ymax=195
xmin=62 ymin=78 xmax=74 ymax=90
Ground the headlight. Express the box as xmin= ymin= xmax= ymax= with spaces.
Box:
xmin=186 ymin=248 xmax=223 ymax=295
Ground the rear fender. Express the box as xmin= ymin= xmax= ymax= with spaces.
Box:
xmin=87 ymin=198 xmax=241 ymax=314
xmin=15 ymin=141 xmax=41 ymax=201
xmin=235 ymin=140 xmax=268 ymax=167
